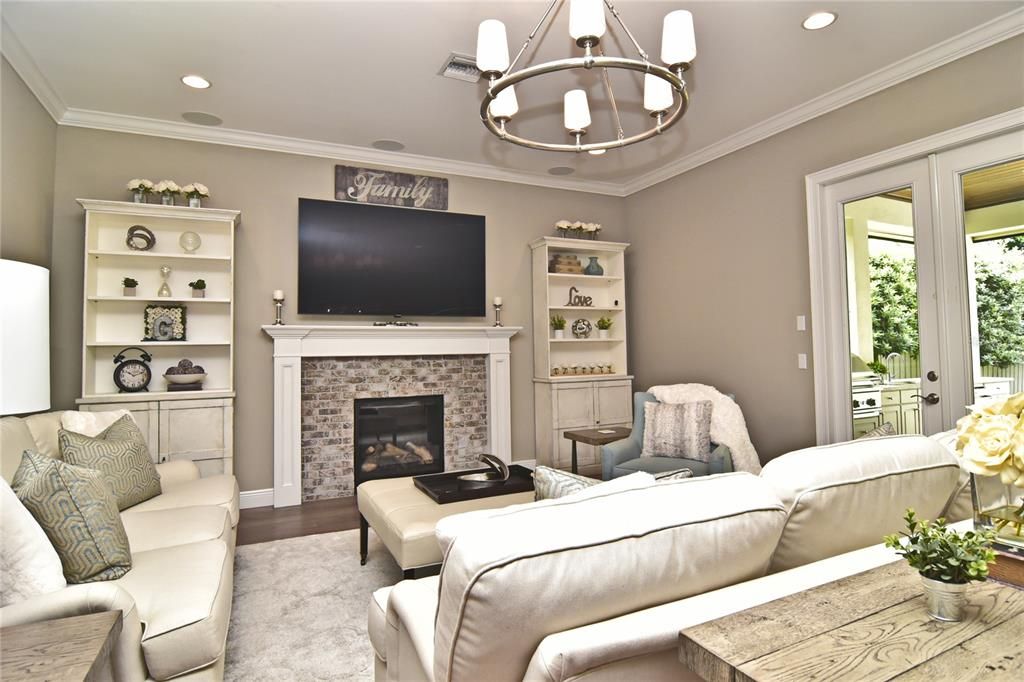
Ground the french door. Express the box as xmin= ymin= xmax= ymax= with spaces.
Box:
xmin=811 ymin=124 xmax=1024 ymax=443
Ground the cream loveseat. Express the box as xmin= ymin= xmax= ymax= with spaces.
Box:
xmin=1 ymin=410 xmax=240 ymax=681
xmin=369 ymin=434 xmax=964 ymax=681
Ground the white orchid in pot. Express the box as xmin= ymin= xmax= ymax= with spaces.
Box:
xmin=955 ymin=391 xmax=1024 ymax=550
xmin=126 ymin=179 xmax=154 ymax=203
xmin=154 ymin=180 xmax=182 ymax=206
xmin=182 ymin=183 xmax=209 ymax=208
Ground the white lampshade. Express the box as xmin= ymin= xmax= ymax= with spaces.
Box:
xmin=569 ymin=0 xmax=606 ymax=42
xmin=564 ymin=89 xmax=592 ymax=131
xmin=489 ymin=84 xmax=519 ymax=120
xmin=661 ymin=10 xmax=696 ymax=66
xmin=643 ymin=73 xmax=673 ymax=113
xmin=476 ymin=19 xmax=510 ymax=74
xmin=0 ymin=259 xmax=50 ymax=415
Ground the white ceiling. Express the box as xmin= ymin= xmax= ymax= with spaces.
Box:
xmin=2 ymin=1 xmax=1021 ymax=192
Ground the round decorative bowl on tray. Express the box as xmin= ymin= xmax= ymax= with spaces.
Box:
xmin=164 ymin=372 xmax=206 ymax=385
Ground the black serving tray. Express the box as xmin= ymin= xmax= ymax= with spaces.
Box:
xmin=413 ymin=464 xmax=534 ymax=504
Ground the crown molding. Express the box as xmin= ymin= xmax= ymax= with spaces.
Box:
xmin=1 ymin=17 xmax=66 ymax=122
xmin=620 ymin=7 xmax=1024 ymax=196
xmin=58 ymin=107 xmax=628 ymax=197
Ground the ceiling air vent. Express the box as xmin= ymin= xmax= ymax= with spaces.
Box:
xmin=438 ymin=52 xmax=481 ymax=83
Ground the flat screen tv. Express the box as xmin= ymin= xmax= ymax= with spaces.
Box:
xmin=298 ymin=198 xmax=486 ymax=316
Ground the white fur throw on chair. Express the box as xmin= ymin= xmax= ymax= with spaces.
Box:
xmin=648 ymin=383 xmax=762 ymax=474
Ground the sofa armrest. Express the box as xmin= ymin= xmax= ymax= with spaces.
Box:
xmin=156 ymin=459 xmax=201 ymax=489
xmin=386 ymin=577 xmax=438 ymax=682
xmin=601 ymin=437 xmax=641 ymax=480
xmin=709 ymin=444 xmax=734 ymax=474
xmin=0 ymin=583 xmax=148 ymax=682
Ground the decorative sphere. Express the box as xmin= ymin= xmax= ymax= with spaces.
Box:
xmin=179 ymin=231 xmax=202 ymax=253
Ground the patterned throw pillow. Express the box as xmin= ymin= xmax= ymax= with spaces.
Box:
xmin=14 ymin=455 xmax=132 ymax=583
xmin=533 ymin=466 xmax=600 ymax=501
xmin=10 ymin=450 xmax=55 ymax=492
xmin=641 ymin=401 xmax=713 ymax=461
xmin=857 ymin=422 xmax=897 ymax=440
xmin=653 ymin=468 xmax=694 ymax=481
xmin=59 ymin=416 xmax=161 ymax=511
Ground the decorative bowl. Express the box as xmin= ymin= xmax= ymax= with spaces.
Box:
xmin=164 ymin=372 xmax=206 ymax=385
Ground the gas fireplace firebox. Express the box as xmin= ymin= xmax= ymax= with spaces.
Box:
xmin=353 ymin=395 xmax=444 ymax=486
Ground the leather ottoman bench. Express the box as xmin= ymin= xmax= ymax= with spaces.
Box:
xmin=356 ymin=476 xmax=534 ymax=578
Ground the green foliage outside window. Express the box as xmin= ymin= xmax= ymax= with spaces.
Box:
xmin=974 ymin=260 xmax=1024 ymax=367
xmin=869 ymin=254 xmax=919 ymax=359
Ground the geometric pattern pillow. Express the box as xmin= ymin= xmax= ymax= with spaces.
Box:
xmin=14 ymin=457 xmax=132 ymax=583
xmin=10 ymin=449 xmax=55 ymax=492
xmin=641 ymin=400 xmax=713 ymax=461
xmin=857 ymin=421 xmax=897 ymax=440
xmin=59 ymin=418 xmax=161 ymax=511
xmin=653 ymin=467 xmax=694 ymax=481
xmin=533 ymin=466 xmax=600 ymax=501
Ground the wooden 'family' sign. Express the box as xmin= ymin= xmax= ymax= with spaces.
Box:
xmin=335 ymin=165 xmax=448 ymax=210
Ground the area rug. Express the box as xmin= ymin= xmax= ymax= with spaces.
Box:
xmin=225 ymin=529 xmax=402 ymax=681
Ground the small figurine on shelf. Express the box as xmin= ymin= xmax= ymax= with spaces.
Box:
xmin=188 ymin=279 xmax=207 ymax=298
xmin=596 ymin=316 xmax=613 ymax=339
xmin=182 ymin=183 xmax=209 ymax=208
xmin=550 ymin=314 xmax=566 ymax=340
xmin=126 ymin=179 xmax=153 ymax=203
xmin=122 ymin=277 xmax=138 ymax=297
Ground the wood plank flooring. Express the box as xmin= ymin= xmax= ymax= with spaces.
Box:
xmin=237 ymin=496 xmax=359 ymax=546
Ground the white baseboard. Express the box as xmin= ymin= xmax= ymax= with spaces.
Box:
xmin=239 ymin=488 xmax=274 ymax=509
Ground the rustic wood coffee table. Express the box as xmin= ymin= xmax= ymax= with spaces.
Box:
xmin=679 ymin=561 xmax=1024 ymax=681
xmin=1 ymin=610 xmax=123 ymax=681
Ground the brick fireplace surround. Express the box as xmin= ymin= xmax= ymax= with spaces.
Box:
xmin=262 ymin=325 xmax=520 ymax=507
xmin=301 ymin=355 xmax=488 ymax=500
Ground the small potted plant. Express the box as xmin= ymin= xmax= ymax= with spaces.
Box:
xmin=126 ymin=179 xmax=153 ymax=203
xmin=867 ymin=359 xmax=889 ymax=382
xmin=188 ymin=279 xmax=207 ymax=298
xmin=884 ymin=509 xmax=996 ymax=622
xmin=596 ymin=316 xmax=613 ymax=339
xmin=181 ymin=183 xmax=209 ymax=208
xmin=550 ymin=314 xmax=566 ymax=340
xmin=122 ymin=277 xmax=138 ymax=297
xmin=154 ymin=180 xmax=181 ymax=206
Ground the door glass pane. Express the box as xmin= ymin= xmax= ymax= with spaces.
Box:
xmin=844 ymin=189 xmax=923 ymax=437
xmin=961 ymin=158 xmax=1024 ymax=407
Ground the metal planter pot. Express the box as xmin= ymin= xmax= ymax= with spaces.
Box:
xmin=920 ymin=576 xmax=969 ymax=622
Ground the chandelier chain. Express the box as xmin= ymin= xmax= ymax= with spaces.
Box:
xmin=604 ymin=0 xmax=650 ymax=63
xmin=507 ymin=0 xmax=561 ymax=75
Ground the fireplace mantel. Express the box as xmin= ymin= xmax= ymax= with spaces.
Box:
xmin=263 ymin=325 xmax=521 ymax=507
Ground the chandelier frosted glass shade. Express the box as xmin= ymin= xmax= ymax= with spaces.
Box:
xmin=476 ymin=0 xmax=696 ymax=153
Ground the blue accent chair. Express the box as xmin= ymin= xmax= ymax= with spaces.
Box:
xmin=601 ymin=391 xmax=735 ymax=480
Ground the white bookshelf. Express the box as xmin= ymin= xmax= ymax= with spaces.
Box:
xmin=75 ymin=199 xmax=240 ymax=476
xmin=529 ymin=236 xmax=633 ymax=473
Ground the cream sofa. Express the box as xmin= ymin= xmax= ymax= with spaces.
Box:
xmin=370 ymin=435 xmax=964 ymax=681
xmin=1 ymin=410 xmax=240 ymax=681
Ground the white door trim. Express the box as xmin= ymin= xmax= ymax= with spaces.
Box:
xmin=806 ymin=107 xmax=1024 ymax=444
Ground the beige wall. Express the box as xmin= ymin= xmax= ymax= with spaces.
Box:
xmin=49 ymin=127 xmax=626 ymax=491
xmin=1 ymin=56 xmax=56 ymax=267
xmin=623 ymin=36 xmax=1024 ymax=463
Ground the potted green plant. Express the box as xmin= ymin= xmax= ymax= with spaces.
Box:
xmin=867 ymin=359 xmax=889 ymax=382
xmin=596 ymin=316 xmax=613 ymax=339
xmin=884 ymin=509 xmax=996 ymax=622
xmin=550 ymin=314 xmax=567 ymax=340
xmin=188 ymin=279 xmax=207 ymax=298
xmin=122 ymin=277 xmax=138 ymax=297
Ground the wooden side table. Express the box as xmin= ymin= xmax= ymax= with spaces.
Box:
xmin=679 ymin=561 xmax=1024 ymax=681
xmin=1 ymin=610 xmax=123 ymax=681
xmin=563 ymin=426 xmax=631 ymax=474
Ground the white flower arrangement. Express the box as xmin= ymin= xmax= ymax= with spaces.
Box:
xmin=956 ymin=392 xmax=1024 ymax=485
xmin=555 ymin=220 xmax=573 ymax=230
xmin=127 ymin=179 xmax=154 ymax=193
xmin=181 ymin=183 xmax=210 ymax=199
xmin=154 ymin=180 xmax=181 ymax=196
xmin=555 ymin=219 xmax=603 ymax=239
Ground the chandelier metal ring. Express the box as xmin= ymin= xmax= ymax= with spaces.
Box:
xmin=480 ymin=57 xmax=689 ymax=153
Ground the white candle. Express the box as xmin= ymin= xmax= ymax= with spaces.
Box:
xmin=273 ymin=290 xmax=284 ymax=300
xmin=493 ymin=296 xmax=502 ymax=306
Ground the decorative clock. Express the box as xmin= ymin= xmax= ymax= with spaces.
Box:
xmin=113 ymin=347 xmax=153 ymax=393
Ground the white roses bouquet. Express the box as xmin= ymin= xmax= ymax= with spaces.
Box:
xmin=555 ymin=220 xmax=602 ymax=239
xmin=154 ymin=180 xmax=181 ymax=197
xmin=956 ymin=392 xmax=1024 ymax=486
xmin=181 ymin=183 xmax=209 ymax=199
xmin=127 ymin=179 xmax=154 ymax=193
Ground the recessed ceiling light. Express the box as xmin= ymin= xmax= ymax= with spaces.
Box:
xmin=548 ymin=166 xmax=575 ymax=176
xmin=181 ymin=111 xmax=223 ymax=126
xmin=802 ymin=11 xmax=837 ymax=30
xmin=181 ymin=74 xmax=211 ymax=89
xmin=588 ymin=149 xmax=607 ymax=156
xmin=371 ymin=139 xmax=406 ymax=152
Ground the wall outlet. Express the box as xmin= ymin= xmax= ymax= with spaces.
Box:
xmin=798 ymin=353 xmax=808 ymax=370
xmin=796 ymin=315 xmax=807 ymax=331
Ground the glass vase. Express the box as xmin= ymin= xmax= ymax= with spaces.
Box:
xmin=189 ymin=196 xmax=201 ymax=208
xmin=970 ymin=473 xmax=1024 ymax=553
xmin=133 ymin=191 xmax=147 ymax=203
xmin=161 ymin=194 xmax=175 ymax=206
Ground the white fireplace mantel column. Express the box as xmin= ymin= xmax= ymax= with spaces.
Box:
xmin=262 ymin=325 xmax=521 ymax=507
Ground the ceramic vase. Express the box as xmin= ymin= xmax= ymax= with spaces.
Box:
xmin=554 ymin=329 xmax=565 ymax=339
xmin=584 ymin=257 xmax=604 ymax=276
xmin=123 ymin=287 xmax=136 ymax=297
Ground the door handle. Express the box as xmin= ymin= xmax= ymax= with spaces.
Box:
xmin=912 ymin=393 xmax=940 ymax=405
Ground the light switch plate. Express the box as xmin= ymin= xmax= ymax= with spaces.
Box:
xmin=798 ymin=353 xmax=808 ymax=369
xmin=796 ymin=315 xmax=807 ymax=331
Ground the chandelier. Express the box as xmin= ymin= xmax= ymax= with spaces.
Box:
xmin=475 ymin=0 xmax=696 ymax=154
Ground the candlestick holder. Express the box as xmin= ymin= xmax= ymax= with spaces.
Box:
xmin=493 ymin=302 xmax=504 ymax=327
xmin=272 ymin=293 xmax=285 ymax=326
